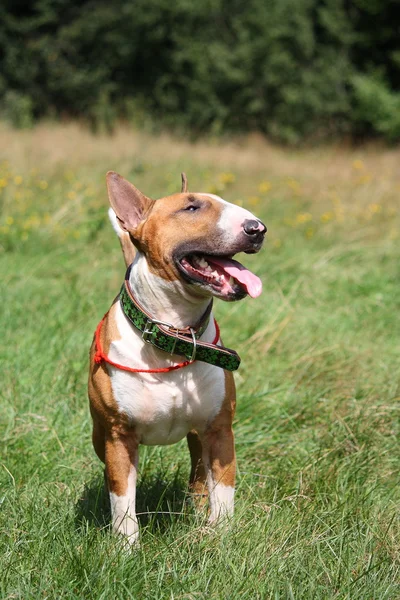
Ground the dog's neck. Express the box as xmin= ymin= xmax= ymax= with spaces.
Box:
xmin=127 ymin=252 xmax=212 ymax=329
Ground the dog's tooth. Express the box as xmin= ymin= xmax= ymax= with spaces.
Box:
xmin=212 ymin=270 xmax=219 ymax=277
xmin=206 ymin=265 xmax=212 ymax=272
xmin=199 ymin=258 xmax=208 ymax=268
xmin=229 ymin=276 xmax=235 ymax=286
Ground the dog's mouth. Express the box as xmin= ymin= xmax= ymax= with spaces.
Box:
xmin=177 ymin=253 xmax=262 ymax=300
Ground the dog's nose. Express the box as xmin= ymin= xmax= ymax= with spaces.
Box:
xmin=243 ymin=219 xmax=267 ymax=237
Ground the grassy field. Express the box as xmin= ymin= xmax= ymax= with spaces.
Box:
xmin=0 ymin=122 xmax=399 ymax=599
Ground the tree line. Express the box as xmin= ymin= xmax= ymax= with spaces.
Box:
xmin=1 ymin=0 xmax=399 ymax=143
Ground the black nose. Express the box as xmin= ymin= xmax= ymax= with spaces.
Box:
xmin=243 ymin=219 xmax=267 ymax=237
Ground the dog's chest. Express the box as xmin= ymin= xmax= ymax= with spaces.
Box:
xmin=107 ymin=303 xmax=226 ymax=445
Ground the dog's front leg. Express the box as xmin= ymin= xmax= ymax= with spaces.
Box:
xmin=203 ymin=425 xmax=236 ymax=523
xmin=105 ymin=430 xmax=139 ymax=545
xmin=203 ymin=371 xmax=236 ymax=523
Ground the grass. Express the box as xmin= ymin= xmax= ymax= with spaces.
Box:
xmin=0 ymin=122 xmax=399 ymax=599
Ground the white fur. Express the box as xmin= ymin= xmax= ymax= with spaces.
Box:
xmin=215 ymin=199 xmax=260 ymax=240
xmin=207 ymin=481 xmax=235 ymax=523
xmin=108 ymin=207 xmax=126 ymax=238
xmin=201 ymin=193 xmax=259 ymax=240
xmin=109 ymin=300 xmax=225 ymax=446
xmin=110 ymin=464 xmax=139 ymax=544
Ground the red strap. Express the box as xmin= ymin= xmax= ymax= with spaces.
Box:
xmin=94 ymin=313 xmax=221 ymax=374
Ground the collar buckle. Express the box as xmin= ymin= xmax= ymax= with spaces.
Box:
xmin=142 ymin=317 xmax=182 ymax=357
xmin=142 ymin=317 xmax=175 ymax=343
xmin=142 ymin=318 xmax=196 ymax=361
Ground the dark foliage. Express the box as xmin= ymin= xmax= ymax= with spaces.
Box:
xmin=1 ymin=0 xmax=399 ymax=142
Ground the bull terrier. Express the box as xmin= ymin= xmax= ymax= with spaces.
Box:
xmin=88 ymin=171 xmax=266 ymax=545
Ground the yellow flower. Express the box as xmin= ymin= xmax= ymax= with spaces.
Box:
xmin=305 ymin=227 xmax=314 ymax=239
xmin=321 ymin=212 xmax=334 ymax=223
xmin=296 ymin=212 xmax=312 ymax=224
xmin=0 ymin=178 xmax=8 ymax=188
xmin=368 ymin=203 xmax=382 ymax=215
xmin=352 ymin=159 xmax=364 ymax=170
xmin=258 ymin=181 xmax=272 ymax=194
xmin=67 ymin=190 xmax=77 ymax=201
xmin=5 ymin=216 xmax=14 ymax=225
xmin=39 ymin=180 xmax=48 ymax=190
xmin=219 ymin=172 xmax=235 ymax=185
xmin=14 ymin=175 xmax=23 ymax=185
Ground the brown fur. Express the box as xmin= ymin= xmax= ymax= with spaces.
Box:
xmin=88 ymin=301 xmax=132 ymax=462
xmin=204 ymin=371 xmax=236 ymax=489
xmin=135 ymin=193 xmax=224 ymax=282
xmin=105 ymin=430 xmax=138 ymax=496
xmin=118 ymin=232 xmax=136 ymax=268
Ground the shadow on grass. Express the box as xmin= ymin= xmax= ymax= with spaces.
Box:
xmin=75 ymin=467 xmax=192 ymax=534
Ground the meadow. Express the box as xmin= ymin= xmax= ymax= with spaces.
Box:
xmin=0 ymin=123 xmax=399 ymax=599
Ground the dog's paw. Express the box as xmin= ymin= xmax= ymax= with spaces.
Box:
xmin=113 ymin=515 xmax=140 ymax=550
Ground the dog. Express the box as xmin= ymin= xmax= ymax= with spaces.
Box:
xmin=88 ymin=171 xmax=266 ymax=545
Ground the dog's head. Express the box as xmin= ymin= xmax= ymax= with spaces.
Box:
xmin=107 ymin=172 xmax=266 ymax=301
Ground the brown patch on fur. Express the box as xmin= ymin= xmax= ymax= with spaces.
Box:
xmin=133 ymin=192 xmax=225 ymax=283
xmin=118 ymin=231 xmax=136 ymax=267
xmin=88 ymin=300 xmax=133 ymax=464
xmin=204 ymin=370 xmax=236 ymax=488
xmin=105 ymin=429 xmax=138 ymax=496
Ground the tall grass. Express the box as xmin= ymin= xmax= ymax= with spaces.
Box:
xmin=0 ymin=123 xmax=399 ymax=599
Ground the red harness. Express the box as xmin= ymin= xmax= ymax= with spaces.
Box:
xmin=94 ymin=313 xmax=221 ymax=374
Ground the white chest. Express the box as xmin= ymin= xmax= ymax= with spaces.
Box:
xmin=108 ymin=303 xmax=226 ymax=445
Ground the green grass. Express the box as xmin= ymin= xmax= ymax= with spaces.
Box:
xmin=0 ymin=123 xmax=399 ymax=598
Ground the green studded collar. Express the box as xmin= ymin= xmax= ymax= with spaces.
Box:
xmin=119 ymin=267 xmax=241 ymax=371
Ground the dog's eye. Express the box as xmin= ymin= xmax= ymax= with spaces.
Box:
xmin=185 ymin=204 xmax=200 ymax=212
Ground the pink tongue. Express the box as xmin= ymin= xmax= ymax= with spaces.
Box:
xmin=208 ymin=257 xmax=262 ymax=298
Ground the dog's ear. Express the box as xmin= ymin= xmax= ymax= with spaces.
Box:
xmin=181 ymin=172 xmax=188 ymax=193
xmin=106 ymin=171 xmax=153 ymax=232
